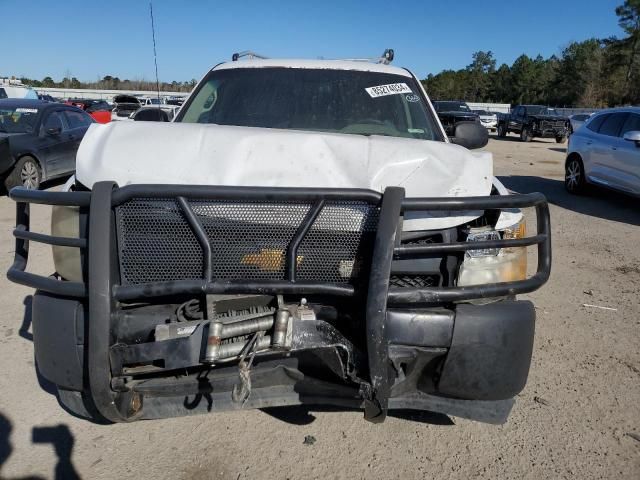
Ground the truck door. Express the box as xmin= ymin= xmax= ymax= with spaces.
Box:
xmin=590 ymin=112 xmax=630 ymax=189
xmin=39 ymin=110 xmax=73 ymax=178
xmin=60 ymin=108 xmax=93 ymax=175
xmin=510 ymin=106 xmax=524 ymax=132
xmin=613 ymin=113 xmax=640 ymax=194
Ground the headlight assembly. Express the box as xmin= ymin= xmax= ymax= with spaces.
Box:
xmin=457 ymin=218 xmax=527 ymax=287
xmin=51 ymin=205 xmax=82 ymax=282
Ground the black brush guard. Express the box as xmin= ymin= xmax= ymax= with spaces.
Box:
xmin=7 ymin=182 xmax=551 ymax=424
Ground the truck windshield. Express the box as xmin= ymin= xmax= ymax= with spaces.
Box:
xmin=178 ymin=67 xmax=443 ymax=141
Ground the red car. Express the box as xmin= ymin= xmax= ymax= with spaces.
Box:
xmin=65 ymin=98 xmax=112 ymax=123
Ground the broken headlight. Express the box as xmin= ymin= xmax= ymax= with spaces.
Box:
xmin=457 ymin=218 xmax=527 ymax=287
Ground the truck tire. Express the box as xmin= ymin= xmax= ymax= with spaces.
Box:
xmin=565 ymin=155 xmax=586 ymax=194
xmin=520 ymin=127 xmax=532 ymax=142
xmin=556 ymin=136 xmax=567 ymax=144
xmin=3 ymin=156 xmax=41 ymax=191
xmin=497 ymin=124 xmax=507 ymax=137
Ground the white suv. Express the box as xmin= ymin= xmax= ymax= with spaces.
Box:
xmin=565 ymin=107 xmax=640 ymax=196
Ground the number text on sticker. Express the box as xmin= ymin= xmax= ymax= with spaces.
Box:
xmin=365 ymin=83 xmax=412 ymax=98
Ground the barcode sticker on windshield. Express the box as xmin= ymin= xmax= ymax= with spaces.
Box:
xmin=15 ymin=108 xmax=38 ymax=113
xmin=365 ymin=83 xmax=412 ymax=98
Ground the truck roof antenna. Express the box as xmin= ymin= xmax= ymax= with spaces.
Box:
xmin=149 ymin=2 xmax=161 ymax=107
xmin=232 ymin=51 xmax=269 ymax=61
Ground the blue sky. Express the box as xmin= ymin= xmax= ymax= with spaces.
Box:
xmin=1 ymin=0 xmax=623 ymax=83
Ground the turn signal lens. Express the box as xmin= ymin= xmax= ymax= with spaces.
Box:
xmin=241 ymin=249 xmax=303 ymax=271
xmin=503 ymin=220 xmax=526 ymax=240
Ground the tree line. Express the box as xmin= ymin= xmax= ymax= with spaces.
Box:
xmin=422 ymin=0 xmax=640 ymax=107
xmin=5 ymin=2 xmax=639 ymax=104
xmin=11 ymin=75 xmax=198 ymax=93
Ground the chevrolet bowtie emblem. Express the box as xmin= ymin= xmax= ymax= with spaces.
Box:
xmin=241 ymin=249 xmax=303 ymax=271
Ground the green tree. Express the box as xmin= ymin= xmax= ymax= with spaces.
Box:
xmin=612 ymin=0 xmax=640 ymax=102
xmin=466 ymin=51 xmax=496 ymax=101
xmin=422 ymin=69 xmax=469 ymax=100
xmin=510 ymin=55 xmax=537 ymax=103
xmin=553 ymin=39 xmax=606 ymax=106
xmin=616 ymin=1 xmax=640 ymax=82
xmin=489 ymin=64 xmax=512 ymax=103
xmin=20 ymin=77 xmax=42 ymax=87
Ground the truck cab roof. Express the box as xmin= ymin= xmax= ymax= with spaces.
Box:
xmin=213 ymin=58 xmax=413 ymax=77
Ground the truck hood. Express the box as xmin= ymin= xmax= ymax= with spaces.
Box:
xmin=76 ymin=122 xmax=494 ymax=230
xmin=437 ymin=111 xmax=479 ymax=120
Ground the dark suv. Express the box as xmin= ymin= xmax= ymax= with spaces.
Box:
xmin=432 ymin=101 xmax=480 ymax=136
xmin=497 ymin=105 xmax=568 ymax=143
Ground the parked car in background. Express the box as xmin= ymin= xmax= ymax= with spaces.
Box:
xmin=473 ymin=109 xmax=498 ymax=132
xmin=111 ymin=95 xmax=140 ymax=121
xmin=138 ymin=96 xmax=163 ymax=106
xmin=565 ymin=107 xmax=640 ymax=196
xmin=432 ymin=101 xmax=479 ymax=136
xmin=130 ymin=105 xmax=180 ymax=122
xmin=165 ymin=95 xmax=186 ymax=106
xmin=568 ymin=113 xmax=593 ymax=134
xmin=0 ymin=99 xmax=94 ymax=190
xmin=66 ymin=99 xmax=112 ymax=124
xmin=0 ymin=79 xmax=38 ymax=100
xmin=497 ymin=105 xmax=568 ymax=143
xmin=37 ymin=93 xmax=57 ymax=102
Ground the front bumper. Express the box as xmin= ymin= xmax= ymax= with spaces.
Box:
xmin=480 ymin=120 xmax=497 ymax=130
xmin=533 ymin=124 xmax=568 ymax=138
xmin=7 ymin=184 xmax=551 ymax=424
xmin=32 ymin=290 xmax=535 ymax=424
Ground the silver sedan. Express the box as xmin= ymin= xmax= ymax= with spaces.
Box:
xmin=565 ymin=107 xmax=640 ymax=196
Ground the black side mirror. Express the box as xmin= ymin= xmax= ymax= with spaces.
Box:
xmin=45 ymin=126 xmax=62 ymax=136
xmin=450 ymin=121 xmax=488 ymax=150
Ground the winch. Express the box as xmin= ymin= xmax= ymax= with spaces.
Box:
xmin=153 ymin=294 xmax=316 ymax=365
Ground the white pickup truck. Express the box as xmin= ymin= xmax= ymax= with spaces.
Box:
xmin=7 ymin=51 xmax=551 ymax=425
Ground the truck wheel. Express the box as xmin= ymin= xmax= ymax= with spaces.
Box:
xmin=556 ymin=136 xmax=567 ymax=144
xmin=4 ymin=156 xmax=42 ymax=191
xmin=565 ymin=156 xmax=585 ymax=194
xmin=497 ymin=124 xmax=507 ymax=137
xmin=520 ymin=127 xmax=532 ymax=142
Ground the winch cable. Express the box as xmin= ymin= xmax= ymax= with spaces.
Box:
xmin=232 ymin=331 xmax=265 ymax=404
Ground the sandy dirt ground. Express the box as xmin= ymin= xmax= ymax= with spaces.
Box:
xmin=0 ymin=135 xmax=638 ymax=479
